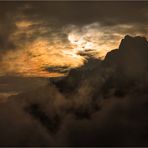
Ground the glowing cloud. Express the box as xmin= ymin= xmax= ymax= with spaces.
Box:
xmin=0 ymin=21 xmax=147 ymax=77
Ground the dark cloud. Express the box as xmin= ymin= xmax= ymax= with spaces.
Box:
xmin=0 ymin=1 xmax=148 ymax=77
xmin=0 ymin=1 xmax=148 ymax=146
xmin=16 ymin=1 xmax=148 ymax=25
xmin=0 ymin=1 xmax=148 ymax=51
xmin=45 ymin=66 xmax=70 ymax=74
xmin=0 ymin=35 xmax=148 ymax=146
xmin=0 ymin=76 xmax=48 ymax=92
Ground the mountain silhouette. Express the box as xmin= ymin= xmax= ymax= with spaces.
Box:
xmin=105 ymin=35 xmax=148 ymax=79
xmin=54 ymin=35 xmax=148 ymax=94
xmin=0 ymin=35 xmax=148 ymax=146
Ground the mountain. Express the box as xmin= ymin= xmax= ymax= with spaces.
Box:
xmin=105 ymin=35 xmax=148 ymax=79
xmin=0 ymin=35 xmax=148 ymax=146
xmin=54 ymin=35 xmax=148 ymax=96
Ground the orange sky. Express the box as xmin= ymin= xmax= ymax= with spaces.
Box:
xmin=0 ymin=20 xmax=147 ymax=78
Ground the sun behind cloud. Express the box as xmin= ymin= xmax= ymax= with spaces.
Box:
xmin=0 ymin=20 xmax=147 ymax=77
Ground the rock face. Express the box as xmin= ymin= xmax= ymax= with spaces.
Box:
xmin=54 ymin=35 xmax=148 ymax=93
xmin=101 ymin=35 xmax=148 ymax=98
xmin=105 ymin=35 xmax=148 ymax=79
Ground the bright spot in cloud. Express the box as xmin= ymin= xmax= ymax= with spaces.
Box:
xmin=0 ymin=21 xmax=147 ymax=77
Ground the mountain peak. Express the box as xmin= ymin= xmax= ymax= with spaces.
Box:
xmin=124 ymin=35 xmax=147 ymax=40
xmin=104 ymin=35 xmax=148 ymax=79
xmin=119 ymin=35 xmax=148 ymax=50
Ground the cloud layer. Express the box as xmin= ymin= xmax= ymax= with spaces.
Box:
xmin=0 ymin=35 xmax=148 ymax=146
xmin=0 ymin=21 xmax=148 ymax=77
xmin=0 ymin=2 xmax=148 ymax=146
xmin=0 ymin=2 xmax=148 ymax=77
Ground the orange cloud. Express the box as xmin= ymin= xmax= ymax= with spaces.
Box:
xmin=0 ymin=21 xmax=147 ymax=77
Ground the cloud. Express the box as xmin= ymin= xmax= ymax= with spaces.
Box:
xmin=0 ymin=2 xmax=148 ymax=145
xmin=0 ymin=76 xmax=49 ymax=103
xmin=0 ymin=2 xmax=148 ymax=77
xmin=0 ymin=35 xmax=148 ymax=146
xmin=0 ymin=21 xmax=148 ymax=77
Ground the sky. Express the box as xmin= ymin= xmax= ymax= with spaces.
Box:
xmin=0 ymin=1 xmax=148 ymax=146
xmin=0 ymin=1 xmax=148 ymax=77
